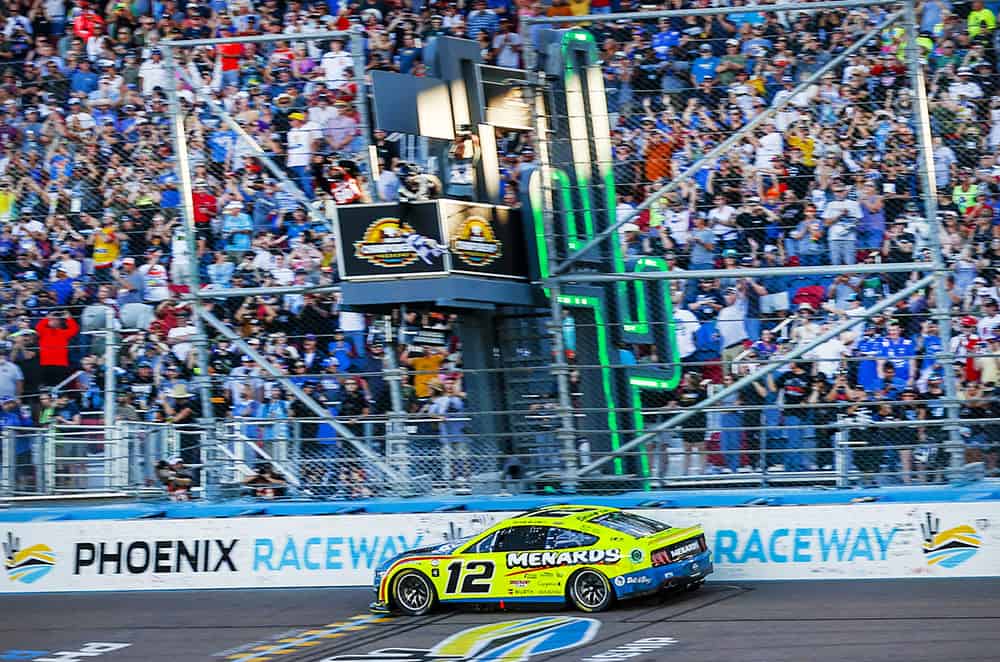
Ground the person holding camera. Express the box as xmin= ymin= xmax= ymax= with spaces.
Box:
xmin=243 ymin=462 xmax=288 ymax=499
xmin=35 ymin=309 xmax=79 ymax=389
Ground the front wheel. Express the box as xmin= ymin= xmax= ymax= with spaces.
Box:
xmin=568 ymin=569 xmax=613 ymax=612
xmin=391 ymin=570 xmax=437 ymax=616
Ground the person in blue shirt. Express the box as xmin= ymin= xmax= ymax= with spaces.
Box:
xmin=690 ymin=44 xmax=720 ymax=84
xmin=741 ymin=24 xmax=773 ymax=56
xmin=854 ymin=325 xmax=883 ymax=391
xmin=0 ymin=396 xmax=33 ymax=487
xmin=878 ymin=322 xmax=917 ymax=389
xmin=395 ymin=35 xmax=421 ymax=74
xmin=652 ymin=19 xmax=681 ymax=61
xmin=221 ymin=200 xmax=253 ymax=252
xmin=157 ymin=170 xmax=180 ymax=209
xmin=46 ymin=267 xmax=76 ymax=305
xmin=69 ymin=59 xmax=99 ymax=95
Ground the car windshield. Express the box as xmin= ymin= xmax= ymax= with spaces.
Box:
xmin=590 ymin=512 xmax=669 ymax=537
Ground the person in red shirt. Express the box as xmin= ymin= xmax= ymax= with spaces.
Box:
xmin=35 ymin=311 xmax=80 ymax=388
xmin=218 ymin=42 xmax=245 ymax=88
xmin=191 ymin=179 xmax=217 ymax=255
xmin=73 ymin=4 xmax=105 ymax=41
xmin=328 ymin=160 xmax=363 ymax=205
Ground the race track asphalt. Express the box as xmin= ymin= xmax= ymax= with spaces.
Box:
xmin=1 ymin=579 xmax=997 ymax=662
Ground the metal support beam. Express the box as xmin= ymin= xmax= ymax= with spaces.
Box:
xmin=576 ymin=275 xmax=935 ymax=477
xmin=904 ymin=1 xmax=966 ymax=482
xmin=171 ymin=64 xmax=330 ymax=232
xmin=523 ymin=0 xmax=896 ymax=25
xmin=551 ymin=9 xmax=902 ymax=276
xmin=547 ymin=261 xmax=925 ymax=284
xmin=193 ymin=306 xmax=407 ymax=487
xmin=350 ymin=31 xmax=379 ymax=202
xmin=163 ymin=31 xmax=350 ymax=48
xmin=381 ymin=314 xmax=411 ymax=489
xmin=163 ymin=46 xmax=215 ymax=431
xmin=523 ymin=20 xmax=579 ymax=493
xmin=183 ymin=284 xmax=340 ymax=301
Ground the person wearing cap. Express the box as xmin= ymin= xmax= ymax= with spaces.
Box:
xmin=817 ymin=182 xmax=859 ymax=267
xmin=113 ymin=256 xmax=146 ymax=307
xmin=620 ymin=222 xmax=650 ymax=271
xmin=138 ymin=46 xmax=168 ymax=96
xmin=765 ymin=361 xmax=813 ymax=472
xmin=221 ymin=199 xmax=253 ymax=253
xmin=156 ymin=456 xmax=193 ymax=501
xmin=89 ymin=215 xmax=125 ymax=283
xmin=691 ymin=43 xmax=720 ymax=85
xmin=977 ymin=297 xmax=1000 ymax=337
xmin=286 ymin=110 xmax=320 ymax=197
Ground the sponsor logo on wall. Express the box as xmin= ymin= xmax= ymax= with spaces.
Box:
xmin=4 ymin=533 xmax=55 ymax=584
xmin=920 ymin=512 xmax=982 ymax=568
xmin=354 ymin=218 xmax=447 ymax=268
xmin=450 ymin=215 xmax=503 ymax=267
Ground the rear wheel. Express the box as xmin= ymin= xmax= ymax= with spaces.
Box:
xmin=392 ymin=570 xmax=437 ymax=616
xmin=568 ymin=569 xmax=613 ymax=612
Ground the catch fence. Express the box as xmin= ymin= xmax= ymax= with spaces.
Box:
xmin=1 ymin=2 xmax=998 ymax=501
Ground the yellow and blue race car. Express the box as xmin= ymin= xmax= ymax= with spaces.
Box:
xmin=371 ymin=505 xmax=712 ymax=615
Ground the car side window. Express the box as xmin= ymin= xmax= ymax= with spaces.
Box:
xmin=546 ymin=527 xmax=599 ymax=550
xmin=467 ymin=532 xmax=496 ymax=554
xmin=491 ymin=526 xmax=550 ymax=552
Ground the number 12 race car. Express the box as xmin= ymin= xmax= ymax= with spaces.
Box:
xmin=371 ymin=505 xmax=712 ymax=615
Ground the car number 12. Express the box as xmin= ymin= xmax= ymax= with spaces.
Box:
xmin=444 ymin=560 xmax=495 ymax=594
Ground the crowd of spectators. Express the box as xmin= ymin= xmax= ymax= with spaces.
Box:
xmin=0 ymin=0 xmax=996 ymax=489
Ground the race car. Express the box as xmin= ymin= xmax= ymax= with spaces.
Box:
xmin=370 ymin=504 xmax=712 ymax=615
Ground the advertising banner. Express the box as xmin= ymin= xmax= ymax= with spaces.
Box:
xmin=2 ymin=503 xmax=997 ymax=593
xmin=440 ymin=200 xmax=527 ymax=280
xmin=337 ymin=201 xmax=447 ymax=280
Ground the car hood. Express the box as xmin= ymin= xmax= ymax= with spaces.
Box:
xmin=374 ymin=537 xmax=472 ymax=573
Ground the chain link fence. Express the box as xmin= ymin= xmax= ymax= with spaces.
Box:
xmin=1 ymin=2 xmax=999 ymax=501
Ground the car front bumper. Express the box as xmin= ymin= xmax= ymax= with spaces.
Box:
xmin=612 ymin=550 xmax=714 ymax=599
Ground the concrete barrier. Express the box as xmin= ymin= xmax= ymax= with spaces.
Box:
xmin=1 ymin=501 xmax=996 ymax=593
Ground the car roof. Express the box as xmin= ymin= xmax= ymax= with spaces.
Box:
xmin=510 ymin=504 xmax=619 ymax=525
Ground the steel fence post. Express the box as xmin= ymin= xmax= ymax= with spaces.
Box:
xmin=163 ymin=44 xmax=216 ymax=445
xmin=904 ymin=0 xmax=967 ymax=484
xmin=0 ymin=427 xmax=12 ymax=496
xmin=383 ymin=315 xmax=412 ymax=494
xmin=351 ymin=28 xmax=378 ymax=202
xmin=42 ymin=424 xmax=56 ymax=494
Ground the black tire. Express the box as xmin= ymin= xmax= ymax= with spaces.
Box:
xmin=686 ymin=580 xmax=704 ymax=592
xmin=567 ymin=569 xmax=613 ymax=613
xmin=391 ymin=570 xmax=437 ymax=616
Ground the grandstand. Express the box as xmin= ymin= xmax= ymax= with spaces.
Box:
xmin=0 ymin=0 xmax=997 ymax=501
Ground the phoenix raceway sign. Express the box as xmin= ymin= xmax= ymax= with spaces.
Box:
xmin=1 ymin=503 xmax=998 ymax=592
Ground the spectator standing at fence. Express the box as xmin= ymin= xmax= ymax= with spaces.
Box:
xmin=429 ymin=379 xmax=470 ymax=483
xmin=35 ymin=311 xmax=79 ymax=390
xmin=286 ymin=111 xmax=318 ymax=197
xmin=161 ymin=384 xmax=202 ymax=468
xmin=768 ymin=361 xmax=811 ymax=472
xmin=823 ymin=183 xmax=863 ymax=266
xmin=0 ymin=351 xmax=24 ymax=402
xmin=1 ymin=396 xmax=33 ymax=488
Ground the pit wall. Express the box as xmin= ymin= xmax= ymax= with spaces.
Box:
xmin=2 ymin=501 xmax=997 ymax=593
